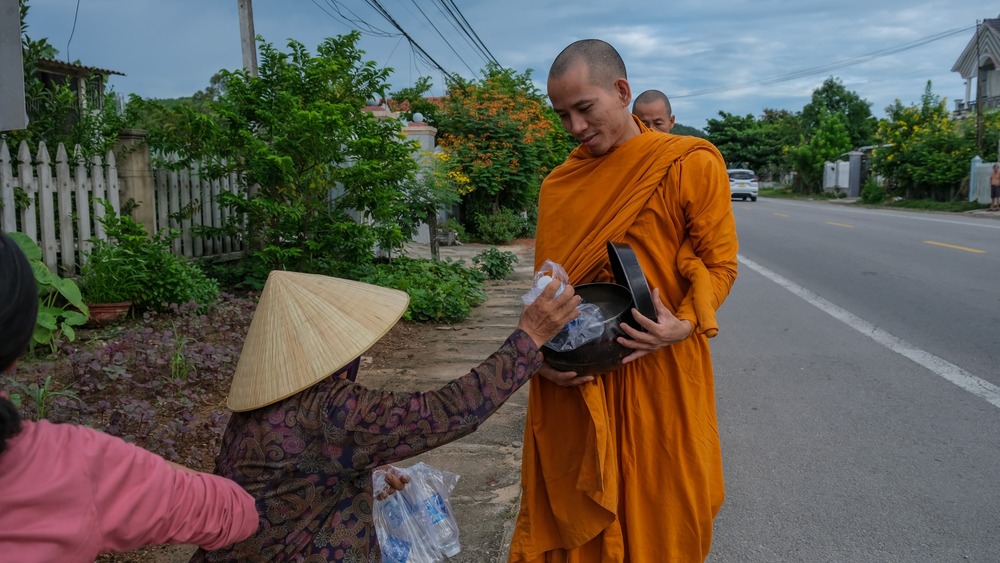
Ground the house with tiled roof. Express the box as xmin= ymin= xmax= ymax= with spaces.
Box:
xmin=951 ymin=16 xmax=1000 ymax=119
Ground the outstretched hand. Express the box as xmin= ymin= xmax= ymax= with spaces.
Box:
xmin=616 ymin=288 xmax=693 ymax=363
xmin=517 ymin=280 xmax=582 ymax=348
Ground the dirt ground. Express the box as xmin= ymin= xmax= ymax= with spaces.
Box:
xmin=14 ymin=239 xmax=536 ymax=563
xmin=92 ymin=321 xmax=430 ymax=563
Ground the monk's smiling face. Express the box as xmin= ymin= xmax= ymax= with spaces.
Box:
xmin=547 ymin=60 xmax=639 ymax=156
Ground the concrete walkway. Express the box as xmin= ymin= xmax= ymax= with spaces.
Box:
xmin=367 ymin=240 xmax=537 ymax=563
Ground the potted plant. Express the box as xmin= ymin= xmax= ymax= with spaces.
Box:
xmin=80 ymin=240 xmax=144 ymax=323
xmin=437 ymin=217 xmax=464 ymax=247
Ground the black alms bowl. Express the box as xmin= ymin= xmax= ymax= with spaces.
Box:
xmin=542 ymin=283 xmax=635 ymax=376
xmin=607 ymin=242 xmax=656 ymax=322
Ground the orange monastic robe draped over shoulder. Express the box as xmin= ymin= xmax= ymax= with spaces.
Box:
xmin=509 ymin=120 xmax=739 ymax=563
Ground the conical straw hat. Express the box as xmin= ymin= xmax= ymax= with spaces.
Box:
xmin=227 ymin=271 xmax=409 ymax=412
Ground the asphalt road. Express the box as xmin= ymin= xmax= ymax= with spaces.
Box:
xmin=708 ymin=199 xmax=1000 ymax=562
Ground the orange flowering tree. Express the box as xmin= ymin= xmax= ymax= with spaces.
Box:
xmin=435 ymin=64 xmax=575 ymax=239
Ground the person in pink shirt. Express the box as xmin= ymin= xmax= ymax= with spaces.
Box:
xmin=0 ymin=231 xmax=260 ymax=562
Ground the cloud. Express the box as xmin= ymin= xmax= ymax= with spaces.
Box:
xmin=21 ymin=0 xmax=991 ymax=129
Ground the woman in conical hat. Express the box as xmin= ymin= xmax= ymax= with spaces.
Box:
xmin=0 ymin=232 xmax=258 ymax=561
xmin=191 ymin=270 xmax=581 ymax=563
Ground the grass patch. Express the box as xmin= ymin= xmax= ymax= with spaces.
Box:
xmin=758 ymin=186 xmax=797 ymax=199
xmin=887 ymin=199 xmax=988 ymax=213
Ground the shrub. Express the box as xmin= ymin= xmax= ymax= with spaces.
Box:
xmin=860 ymin=180 xmax=886 ymax=204
xmin=360 ymin=258 xmax=486 ymax=323
xmin=86 ymin=204 xmax=220 ymax=312
xmin=472 ymin=208 xmax=528 ymax=244
xmin=473 ymin=247 xmax=518 ymax=280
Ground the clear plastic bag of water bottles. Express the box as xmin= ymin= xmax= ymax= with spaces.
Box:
xmin=373 ymin=462 xmax=461 ymax=562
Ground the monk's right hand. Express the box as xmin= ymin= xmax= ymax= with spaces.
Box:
xmin=517 ymin=280 xmax=581 ymax=349
xmin=537 ymin=362 xmax=594 ymax=386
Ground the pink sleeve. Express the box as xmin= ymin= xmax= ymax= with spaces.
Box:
xmin=81 ymin=428 xmax=259 ymax=553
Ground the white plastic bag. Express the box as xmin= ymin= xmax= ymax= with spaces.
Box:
xmin=521 ymin=260 xmax=605 ymax=352
xmin=373 ymin=462 xmax=461 ymax=562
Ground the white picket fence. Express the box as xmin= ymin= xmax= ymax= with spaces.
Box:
xmin=151 ymin=156 xmax=244 ymax=260
xmin=0 ymin=139 xmax=245 ymax=276
xmin=0 ymin=140 xmax=121 ymax=275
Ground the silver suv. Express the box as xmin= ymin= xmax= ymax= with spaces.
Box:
xmin=728 ymin=169 xmax=758 ymax=202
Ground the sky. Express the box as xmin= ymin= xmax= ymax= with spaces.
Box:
xmin=20 ymin=0 xmax=995 ymax=130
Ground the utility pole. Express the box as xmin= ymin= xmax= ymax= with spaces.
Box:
xmin=237 ymin=0 xmax=258 ymax=77
xmin=975 ymin=19 xmax=983 ymax=154
xmin=0 ymin=0 xmax=27 ymax=131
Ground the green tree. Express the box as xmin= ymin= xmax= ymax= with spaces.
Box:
xmin=138 ymin=33 xmax=420 ymax=279
xmin=871 ymin=82 xmax=976 ymax=200
xmin=704 ymin=111 xmax=760 ymax=169
xmin=435 ymin=64 xmax=574 ymax=237
xmin=788 ymin=107 xmax=853 ymax=192
xmin=389 ymin=76 xmax=442 ymax=126
xmin=705 ymin=109 xmax=801 ymax=181
xmin=670 ymin=123 xmax=706 ymax=138
xmin=757 ymin=109 xmax=802 ymax=181
xmin=800 ymin=77 xmax=876 ymax=149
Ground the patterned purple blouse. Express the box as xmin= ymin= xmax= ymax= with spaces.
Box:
xmin=189 ymin=329 xmax=542 ymax=562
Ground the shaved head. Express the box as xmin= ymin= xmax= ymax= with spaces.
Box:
xmin=633 ymin=89 xmax=672 ymax=116
xmin=548 ymin=39 xmax=627 ymax=89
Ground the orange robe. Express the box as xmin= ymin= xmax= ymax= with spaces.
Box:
xmin=509 ymin=120 xmax=739 ymax=563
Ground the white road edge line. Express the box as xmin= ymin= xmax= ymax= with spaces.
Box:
xmin=738 ymin=254 xmax=1000 ymax=409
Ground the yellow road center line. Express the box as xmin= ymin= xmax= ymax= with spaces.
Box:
xmin=924 ymin=240 xmax=985 ymax=253
xmin=773 ymin=212 xmax=789 ymax=217
xmin=825 ymin=221 xmax=854 ymax=228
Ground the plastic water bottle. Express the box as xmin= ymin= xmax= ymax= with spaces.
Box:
xmin=535 ymin=274 xmax=565 ymax=297
xmin=402 ymin=476 xmax=461 ymax=558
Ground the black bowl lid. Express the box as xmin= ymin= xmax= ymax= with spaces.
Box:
xmin=607 ymin=241 xmax=656 ymax=322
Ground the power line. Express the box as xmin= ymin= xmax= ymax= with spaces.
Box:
xmin=404 ymin=0 xmax=478 ymax=76
xmin=310 ymin=0 xmax=397 ymax=38
xmin=66 ymin=0 xmax=81 ymax=62
xmin=363 ymin=0 xmax=457 ymax=83
xmin=308 ymin=0 xmax=499 ymax=84
xmin=672 ymin=24 xmax=975 ymax=99
xmin=440 ymin=0 xmax=499 ymax=66
xmin=428 ymin=0 xmax=492 ymax=67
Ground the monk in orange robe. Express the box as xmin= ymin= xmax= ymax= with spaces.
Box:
xmin=509 ymin=39 xmax=739 ymax=562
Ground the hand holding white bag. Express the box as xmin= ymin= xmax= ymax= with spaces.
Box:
xmin=373 ymin=462 xmax=461 ymax=562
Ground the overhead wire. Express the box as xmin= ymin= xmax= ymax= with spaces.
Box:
xmin=428 ymin=0 xmax=492 ymax=67
xmin=362 ymin=0 xmax=457 ymax=83
xmin=66 ymin=0 xmax=82 ymax=62
xmin=310 ymin=0 xmax=397 ymax=38
xmin=440 ymin=0 xmax=500 ymax=66
xmin=403 ymin=0 xmax=479 ymax=76
xmin=672 ymin=24 xmax=976 ymax=99
xmin=307 ymin=0 xmax=500 ymax=84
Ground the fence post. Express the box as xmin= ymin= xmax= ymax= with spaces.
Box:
xmin=116 ymin=128 xmax=155 ymax=234
xmin=0 ymin=141 xmax=15 ymax=232
xmin=970 ymin=155 xmax=982 ymax=202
